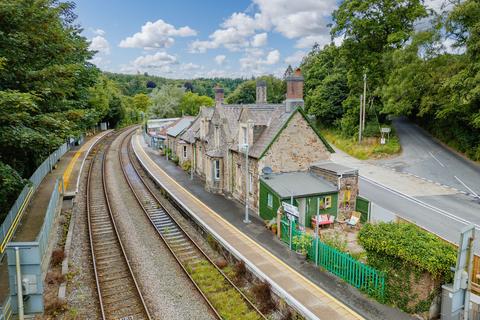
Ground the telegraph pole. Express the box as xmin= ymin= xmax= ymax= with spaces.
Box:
xmin=358 ymin=94 xmax=363 ymax=143
xmin=362 ymin=73 xmax=367 ymax=131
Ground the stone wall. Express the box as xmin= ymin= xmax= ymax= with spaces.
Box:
xmin=337 ymin=175 xmax=359 ymax=220
xmin=231 ymin=151 xmax=260 ymax=212
xmin=260 ymin=112 xmax=330 ymax=173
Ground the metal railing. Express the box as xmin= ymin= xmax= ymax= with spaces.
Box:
xmin=0 ymin=296 xmax=12 ymax=320
xmin=37 ymin=178 xmax=62 ymax=260
xmin=0 ymin=143 xmax=69 ymax=254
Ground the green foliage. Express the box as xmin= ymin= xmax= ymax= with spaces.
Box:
xmin=358 ymin=222 xmax=456 ymax=277
xmin=179 ymin=92 xmax=214 ymax=116
xmin=292 ymin=233 xmax=313 ymax=255
xmin=148 ymin=84 xmax=185 ymax=118
xmin=181 ymin=160 xmax=192 ymax=172
xmin=225 ymin=76 xmax=286 ymax=104
xmin=132 ymin=93 xmax=151 ymax=112
xmin=0 ymin=162 xmax=27 ymax=221
xmin=320 ymin=232 xmax=348 ymax=252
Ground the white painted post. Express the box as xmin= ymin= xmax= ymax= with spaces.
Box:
xmin=315 ymin=197 xmax=320 ymax=265
xmin=244 ymin=144 xmax=250 ymax=223
xmin=15 ymin=247 xmax=24 ymax=320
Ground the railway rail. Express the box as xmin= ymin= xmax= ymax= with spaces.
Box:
xmin=119 ymin=130 xmax=266 ymax=320
xmin=86 ymin=129 xmax=151 ymax=320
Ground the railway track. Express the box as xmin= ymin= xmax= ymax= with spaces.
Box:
xmin=119 ymin=130 xmax=266 ymax=320
xmin=86 ymin=129 xmax=151 ymax=320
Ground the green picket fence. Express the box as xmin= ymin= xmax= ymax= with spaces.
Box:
xmin=279 ymin=217 xmax=385 ymax=298
xmin=307 ymin=238 xmax=385 ymax=297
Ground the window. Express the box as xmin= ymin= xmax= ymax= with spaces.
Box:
xmin=183 ymin=145 xmax=187 ymax=159
xmin=214 ymin=160 xmax=220 ymax=180
xmin=236 ymin=165 xmax=242 ymax=190
xmin=242 ymin=126 xmax=247 ymax=144
xmin=324 ymin=196 xmax=332 ymax=208
xmin=249 ymin=172 xmax=253 ymax=194
xmin=267 ymin=193 xmax=273 ymax=208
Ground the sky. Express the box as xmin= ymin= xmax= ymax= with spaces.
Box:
xmin=74 ymin=0 xmax=449 ymax=79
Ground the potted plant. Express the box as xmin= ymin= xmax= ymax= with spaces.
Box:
xmin=292 ymin=233 xmax=313 ymax=258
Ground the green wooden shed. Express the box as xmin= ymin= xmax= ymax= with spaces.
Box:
xmin=259 ymin=171 xmax=338 ymax=228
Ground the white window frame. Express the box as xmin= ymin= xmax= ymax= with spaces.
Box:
xmin=214 ymin=159 xmax=220 ymax=180
xmin=267 ymin=193 xmax=273 ymax=208
xmin=183 ymin=145 xmax=187 ymax=159
xmin=324 ymin=196 xmax=332 ymax=209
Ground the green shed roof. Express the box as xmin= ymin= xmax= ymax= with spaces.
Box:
xmin=260 ymin=171 xmax=337 ymax=198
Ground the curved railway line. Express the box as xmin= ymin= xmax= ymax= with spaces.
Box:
xmin=119 ymin=130 xmax=267 ymax=320
xmin=86 ymin=129 xmax=151 ymax=320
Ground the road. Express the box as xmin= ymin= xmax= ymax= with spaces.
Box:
xmin=376 ymin=117 xmax=480 ymax=198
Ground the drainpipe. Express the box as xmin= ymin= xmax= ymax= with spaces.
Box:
xmin=190 ymin=144 xmax=194 ymax=180
xmin=15 ymin=247 xmax=24 ymax=320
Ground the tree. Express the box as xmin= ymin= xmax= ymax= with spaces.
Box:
xmin=225 ymin=76 xmax=286 ymax=104
xmin=148 ymin=85 xmax=185 ymax=118
xmin=132 ymin=93 xmax=151 ymax=112
xmin=179 ymin=92 xmax=214 ymax=116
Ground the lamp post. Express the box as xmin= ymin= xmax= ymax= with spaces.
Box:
xmin=243 ymin=143 xmax=250 ymax=223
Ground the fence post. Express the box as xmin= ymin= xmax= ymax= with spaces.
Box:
xmin=289 ymin=219 xmax=293 ymax=250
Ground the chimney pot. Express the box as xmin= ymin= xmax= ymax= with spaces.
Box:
xmin=285 ymin=67 xmax=304 ymax=101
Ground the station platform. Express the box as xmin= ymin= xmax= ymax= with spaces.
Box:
xmin=132 ymin=132 xmax=412 ymax=320
xmin=0 ymin=130 xmax=110 ymax=307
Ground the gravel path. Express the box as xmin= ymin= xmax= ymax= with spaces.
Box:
xmin=104 ymin=130 xmax=215 ymax=320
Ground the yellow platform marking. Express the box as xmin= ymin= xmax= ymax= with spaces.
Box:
xmin=133 ymin=133 xmax=364 ymax=320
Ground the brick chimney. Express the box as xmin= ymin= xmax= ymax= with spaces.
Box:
xmin=256 ymin=80 xmax=267 ymax=104
xmin=214 ymin=85 xmax=224 ymax=104
xmin=285 ymin=67 xmax=304 ymax=112
xmin=286 ymin=68 xmax=304 ymax=100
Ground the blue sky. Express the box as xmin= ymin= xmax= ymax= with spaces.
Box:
xmin=74 ymin=0 xmax=445 ymax=79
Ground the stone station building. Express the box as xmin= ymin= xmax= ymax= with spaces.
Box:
xmin=176 ymin=67 xmax=358 ymax=221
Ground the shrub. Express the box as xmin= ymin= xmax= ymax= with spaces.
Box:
xmin=251 ymin=281 xmax=275 ymax=314
xmin=181 ymin=160 xmax=192 ymax=172
xmin=321 ymin=232 xmax=347 ymax=252
xmin=234 ymin=261 xmax=247 ymax=282
xmin=358 ymin=222 xmax=456 ymax=277
xmin=45 ymin=298 xmax=67 ymax=316
xmin=45 ymin=271 xmax=65 ymax=285
xmin=215 ymin=258 xmax=228 ymax=269
xmin=51 ymin=248 xmax=65 ymax=266
xmin=171 ymin=154 xmax=179 ymax=165
xmin=292 ymin=233 xmax=313 ymax=255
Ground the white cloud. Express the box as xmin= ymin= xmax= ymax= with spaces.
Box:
xmin=89 ymin=35 xmax=110 ymax=55
xmin=180 ymin=62 xmax=201 ymax=70
xmin=215 ymin=55 xmax=227 ymax=65
xmin=295 ymin=34 xmax=331 ymax=48
xmin=93 ymin=29 xmax=106 ymax=36
xmin=265 ymin=49 xmax=280 ymax=64
xmin=119 ymin=19 xmax=197 ymax=49
xmin=190 ymin=12 xmax=267 ymax=52
xmin=239 ymin=48 xmax=280 ymax=75
xmin=284 ymin=50 xmax=306 ymax=65
xmin=251 ymin=33 xmax=268 ymax=47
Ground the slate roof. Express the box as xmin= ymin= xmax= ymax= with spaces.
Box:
xmin=167 ymin=116 xmax=194 ymax=137
xmin=260 ymin=171 xmax=337 ymax=198
xmin=311 ymin=161 xmax=358 ymax=176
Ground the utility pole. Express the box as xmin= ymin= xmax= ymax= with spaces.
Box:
xmin=358 ymin=94 xmax=363 ymax=143
xmin=362 ymin=73 xmax=367 ymax=131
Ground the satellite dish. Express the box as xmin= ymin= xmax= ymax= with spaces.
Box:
xmin=262 ymin=167 xmax=273 ymax=179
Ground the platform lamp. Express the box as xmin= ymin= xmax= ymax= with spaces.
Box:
xmin=241 ymin=120 xmax=254 ymax=224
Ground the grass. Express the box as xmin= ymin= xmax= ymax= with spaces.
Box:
xmin=321 ymin=128 xmax=401 ymax=160
xmin=187 ymin=260 xmax=262 ymax=320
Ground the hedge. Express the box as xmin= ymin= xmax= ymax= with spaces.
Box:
xmin=358 ymin=222 xmax=457 ymax=277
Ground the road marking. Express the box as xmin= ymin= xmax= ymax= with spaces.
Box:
xmin=454 ymin=176 xmax=480 ymax=199
xmin=360 ymin=175 xmax=479 ymax=231
xmin=133 ymin=133 xmax=363 ymax=320
xmin=429 ymin=151 xmax=445 ymax=167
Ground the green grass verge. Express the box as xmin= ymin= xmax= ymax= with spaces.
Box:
xmin=321 ymin=128 xmax=401 ymax=160
xmin=187 ymin=261 xmax=262 ymax=320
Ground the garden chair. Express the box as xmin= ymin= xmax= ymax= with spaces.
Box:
xmin=338 ymin=211 xmax=361 ymax=230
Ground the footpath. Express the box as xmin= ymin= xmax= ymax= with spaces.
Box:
xmin=133 ymin=132 xmax=413 ymax=320
xmin=0 ymin=130 xmax=110 ymax=308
